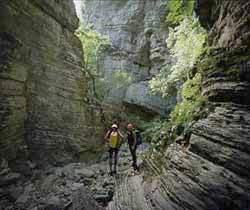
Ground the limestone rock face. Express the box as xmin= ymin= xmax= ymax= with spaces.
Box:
xmin=80 ymin=0 xmax=175 ymax=115
xmin=196 ymin=0 xmax=250 ymax=48
xmin=109 ymin=1 xmax=250 ymax=210
xmin=124 ymin=81 xmax=176 ymax=116
xmin=0 ymin=0 xmax=102 ymax=166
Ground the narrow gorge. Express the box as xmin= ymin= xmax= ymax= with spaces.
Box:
xmin=0 ymin=0 xmax=250 ymax=210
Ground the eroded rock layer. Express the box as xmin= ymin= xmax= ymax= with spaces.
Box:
xmin=0 ymin=0 xmax=101 ymax=209
xmin=109 ymin=1 xmax=250 ymax=210
xmin=0 ymin=0 xmax=103 ymax=166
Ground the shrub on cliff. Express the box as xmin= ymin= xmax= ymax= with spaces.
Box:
xmin=170 ymin=73 xmax=207 ymax=128
xmin=150 ymin=17 xmax=207 ymax=97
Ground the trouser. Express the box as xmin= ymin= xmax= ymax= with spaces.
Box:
xmin=129 ymin=144 xmax=138 ymax=170
xmin=108 ymin=147 xmax=119 ymax=172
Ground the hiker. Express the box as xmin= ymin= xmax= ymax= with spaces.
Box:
xmin=126 ymin=123 xmax=141 ymax=171
xmin=104 ymin=124 xmax=124 ymax=175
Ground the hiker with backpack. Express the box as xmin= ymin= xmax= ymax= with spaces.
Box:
xmin=104 ymin=124 xmax=124 ymax=175
xmin=126 ymin=123 xmax=142 ymax=171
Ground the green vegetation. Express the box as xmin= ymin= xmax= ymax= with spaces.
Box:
xmin=170 ymin=73 xmax=207 ymax=129
xmin=75 ymin=25 xmax=109 ymax=100
xmin=76 ymin=1 xmax=209 ymax=151
xmin=198 ymin=47 xmax=250 ymax=77
xmin=165 ymin=0 xmax=195 ymax=25
xmin=150 ymin=17 xmax=207 ymax=97
xmin=96 ymin=70 xmax=132 ymax=100
xmin=143 ymin=72 xmax=207 ymax=151
xmin=76 ymin=25 xmax=109 ymax=74
xmin=145 ymin=0 xmax=208 ymax=151
xmin=76 ymin=25 xmax=132 ymax=101
xmin=145 ymin=73 xmax=207 ymax=155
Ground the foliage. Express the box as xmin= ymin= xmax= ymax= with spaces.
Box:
xmin=148 ymin=65 xmax=174 ymax=97
xmin=144 ymin=74 xmax=207 ymax=154
xmin=75 ymin=25 xmax=109 ymax=100
xmin=96 ymin=70 xmax=132 ymax=99
xmin=150 ymin=17 xmax=207 ymax=97
xmin=141 ymin=1 xmax=209 ymax=155
xmin=76 ymin=26 xmax=132 ymax=100
xmin=76 ymin=25 xmax=109 ymax=76
xmin=170 ymin=73 xmax=207 ymax=128
xmin=166 ymin=0 xmax=195 ymax=25
xmin=124 ymin=113 xmax=171 ymax=147
xmin=141 ymin=119 xmax=170 ymax=142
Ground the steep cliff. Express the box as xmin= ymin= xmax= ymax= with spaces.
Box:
xmin=80 ymin=0 xmax=176 ymax=117
xmin=108 ymin=1 xmax=250 ymax=209
xmin=0 ymin=0 xmax=101 ymax=209
xmin=0 ymin=0 xmax=103 ymax=167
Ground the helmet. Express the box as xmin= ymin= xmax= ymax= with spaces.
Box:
xmin=127 ymin=123 xmax=133 ymax=129
xmin=111 ymin=124 xmax=118 ymax=128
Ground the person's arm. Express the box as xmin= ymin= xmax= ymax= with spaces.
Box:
xmin=118 ymin=130 xmax=124 ymax=139
xmin=118 ymin=130 xmax=125 ymax=147
xmin=104 ymin=130 xmax=110 ymax=141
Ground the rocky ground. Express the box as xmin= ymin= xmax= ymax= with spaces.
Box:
xmin=0 ymin=143 xmax=149 ymax=210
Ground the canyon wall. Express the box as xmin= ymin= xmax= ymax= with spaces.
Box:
xmin=109 ymin=1 xmax=250 ymax=210
xmin=0 ymin=0 xmax=103 ymax=167
xmin=80 ymin=0 xmax=176 ymax=117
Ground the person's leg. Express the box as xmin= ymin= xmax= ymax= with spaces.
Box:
xmin=129 ymin=144 xmax=133 ymax=166
xmin=129 ymin=145 xmax=137 ymax=170
xmin=113 ymin=148 xmax=119 ymax=174
xmin=133 ymin=146 xmax=138 ymax=170
xmin=109 ymin=148 xmax=113 ymax=174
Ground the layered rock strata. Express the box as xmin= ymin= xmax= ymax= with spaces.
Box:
xmin=0 ymin=0 xmax=103 ymax=166
xmin=109 ymin=1 xmax=250 ymax=210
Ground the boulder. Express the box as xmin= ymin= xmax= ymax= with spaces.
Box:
xmin=75 ymin=168 xmax=95 ymax=178
xmin=16 ymin=194 xmax=30 ymax=204
xmin=40 ymin=196 xmax=63 ymax=210
xmin=0 ymin=172 xmax=21 ymax=186
xmin=72 ymin=187 xmax=99 ymax=210
xmin=94 ymin=191 xmax=113 ymax=204
xmin=71 ymin=182 xmax=85 ymax=191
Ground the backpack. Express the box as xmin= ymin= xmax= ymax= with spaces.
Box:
xmin=109 ymin=131 xmax=120 ymax=148
xmin=135 ymin=130 xmax=142 ymax=145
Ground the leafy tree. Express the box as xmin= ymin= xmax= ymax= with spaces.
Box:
xmin=76 ymin=25 xmax=109 ymax=75
xmin=146 ymin=0 xmax=208 ymax=147
xmin=96 ymin=70 xmax=132 ymax=100
xmin=150 ymin=17 xmax=206 ymax=97
xmin=76 ymin=26 xmax=132 ymax=101
xmin=165 ymin=0 xmax=195 ymax=25
xmin=75 ymin=25 xmax=109 ymax=99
